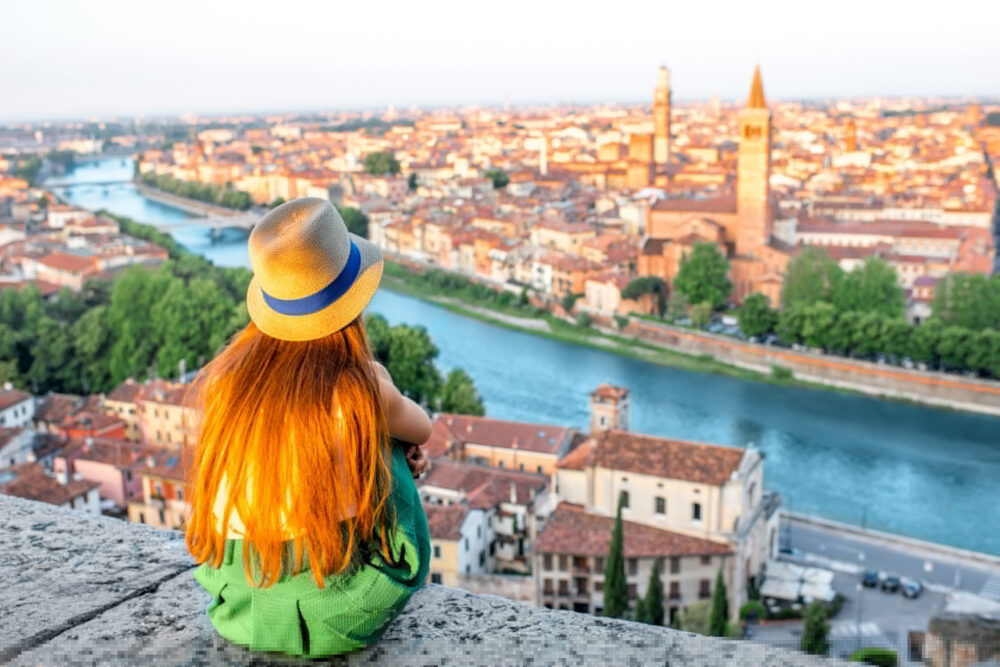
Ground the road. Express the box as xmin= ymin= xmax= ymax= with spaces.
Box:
xmin=748 ymin=516 xmax=1000 ymax=663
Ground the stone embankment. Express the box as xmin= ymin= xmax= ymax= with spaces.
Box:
xmin=134 ymin=183 xmax=243 ymax=218
xmin=627 ymin=319 xmax=1000 ymax=416
xmin=0 ymin=494 xmax=846 ymax=666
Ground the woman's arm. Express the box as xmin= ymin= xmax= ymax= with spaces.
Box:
xmin=374 ymin=362 xmax=433 ymax=449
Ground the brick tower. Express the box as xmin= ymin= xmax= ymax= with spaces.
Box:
xmin=736 ymin=65 xmax=773 ymax=257
xmin=589 ymin=385 xmax=629 ymax=434
xmin=653 ymin=66 xmax=671 ymax=166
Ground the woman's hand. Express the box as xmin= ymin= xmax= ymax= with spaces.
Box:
xmin=405 ymin=443 xmax=429 ymax=479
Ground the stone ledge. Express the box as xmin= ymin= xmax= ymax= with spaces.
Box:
xmin=0 ymin=494 xmax=846 ymax=666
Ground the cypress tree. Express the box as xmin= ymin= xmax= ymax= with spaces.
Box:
xmin=800 ymin=602 xmax=830 ymax=655
xmin=639 ymin=557 xmax=665 ymax=626
xmin=603 ymin=492 xmax=628 ymax=618
xmin=708 ymin=568 xmax=728 ymax=636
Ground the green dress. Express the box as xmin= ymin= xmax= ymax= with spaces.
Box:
xmin=192 ymin=445 xmax=430 ymax=658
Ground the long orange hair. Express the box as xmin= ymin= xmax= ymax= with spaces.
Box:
xmin=183 ymin=317 xmax=395 ymax=589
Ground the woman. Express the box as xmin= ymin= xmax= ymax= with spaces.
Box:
xmin=184 ymin=198 xmax=432 ymax=657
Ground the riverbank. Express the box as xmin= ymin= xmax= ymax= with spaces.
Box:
xmin=381 ymin=260 xmax=1000 ymax=416
xmin=133 ymin=182 xmax=242 ymax=218
xmin=379 ymin=264 xmax=849 ymax=395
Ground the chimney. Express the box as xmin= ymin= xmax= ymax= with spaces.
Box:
xmin=26 ymin=450 xmax=36 ymax=463
xmin=55 ymin=469 xmax=67 ymax=485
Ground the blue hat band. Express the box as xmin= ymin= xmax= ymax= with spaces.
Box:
xmin=260 ymin=240 xmax=361 ymax=316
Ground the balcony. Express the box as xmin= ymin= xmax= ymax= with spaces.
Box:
xmin=0 ymin=493 xmax=846 ymax=666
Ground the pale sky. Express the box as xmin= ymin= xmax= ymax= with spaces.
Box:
xmin=2 ymin=0 xmax=997 ymax=122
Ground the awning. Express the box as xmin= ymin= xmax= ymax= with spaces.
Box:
xmin=760 ymin=578 xmax=801 ymax=602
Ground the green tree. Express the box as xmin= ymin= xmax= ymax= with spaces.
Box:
xmin=909 ymin=319 xmax=944 ymax=368
xmin=673 ymin=242 xmax=732 ymax=309
xmin=483 ymin=168 xmax=509 ymax=188
xmin=966 ymin=329 xmax=1000 ymax=378
xmin=690 ymin=301 xmax=714 ymax=328
xmin=880 ymin=318 xmax=912 ymax=361
xmin=800 ymin=601 xmax=830 ymax=655
xmin=737 ymin=293 xmax=777 ymax=338
xmin=337 ymin=206 xmax=369 ymax=238
xmin=936 ymin=325 xmax=973 ymax=371
xmin=932 ymin=273 xmax=1000 ymax=330
xmin=603 ymin=493 xmax=628 ymax=619
xmin=362 ymin=151 xmax=401 ymax=176
xmin=622 ymin=276 xmax=667 ymax=317
xmin=575 ymin=312 xmax=592 ymax=328
xmin=438 ymin=368 xmax=485 ymax=415
xmin=666 ymin=289 xmax=689 ymax=322
xmin=561 ymin=292 xmax=579 ymax=312
xmin=268 ymin=197 xmax=286 ymax=209
xmin=677 ymin=599 xmax=712 ymax=634
xmin=782 ymin=247 xmax=843 ymax=309
xmin=407 ymin=172 xmax=418 ymax=191
xmin=851 ymin=312 xmax=886 ymax=359
xmin=833 ymin=257 xmax=904 ymax=318
xmin=801 ymin=302 xmax=837 ymax=349
xmin=708 ymin=569 xmax=728 ymax=637
xmin=777 ymin=302 xmax=809 ymax=344
xmin=636 ymin=558 xmax=665 ymax=626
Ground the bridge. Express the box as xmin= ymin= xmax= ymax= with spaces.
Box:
xmin=153 ymin=209 xmax=262 ymax=232
xmin=47 ymin=179 xmax=131 ymax=188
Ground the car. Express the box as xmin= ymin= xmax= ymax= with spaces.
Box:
xmin=778 ymin=546 xmax=803 ymax=558
xmin=763 ymin=334 xmax=779 ymax=346
xmin=707 ymin=322 xmax=725 ymax=334
xmin=881 ymin=575 xmax=901 ymax=593
xmin=861 ymin=570 xmax=879 ymax=588
xmin=901 ymin=578 xmax=923 ymax=598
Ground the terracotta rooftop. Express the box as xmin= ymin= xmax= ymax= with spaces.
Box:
xmin=651 ymin=196 xmax=736 ymax=214
xmin=420 ymin=459 xmax=548 ymax=509
xmin=590 ymin=384 xmax=628 ymax=401
xmin=534 ymin=502 xmax=732 ymax=557
xmin=558 ymin=430 xmax=745 ymax=487
xmin=0 ymin=461 xmax=98 ymax=506
xmin=0 ymin=388 xmax=32 ymax=412
xmin=106 ymin=379 xmax=142 ymax=404
xmin=432 ymin=414 xmax=574 ymax=455
xmin=36 ymin=252 xmax=99 ymax=274
xmin=423 ymin=504 xmax=468 ymax=541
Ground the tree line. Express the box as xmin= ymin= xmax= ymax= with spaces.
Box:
xmin=138 ymin=172 xmax=254 ymax=210
xmin=625 ymin=241 xmax=1000 ymax=379
xmin=0 ymin=213 xmax=484 ymax=415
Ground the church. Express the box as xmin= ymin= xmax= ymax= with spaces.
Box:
xmin=637 ymin=66 xmax=792 ymax=306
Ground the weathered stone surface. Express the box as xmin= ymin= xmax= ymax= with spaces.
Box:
xmin=2 ymin=494 xmax=846 ymax=666
xmin=0 ymin=493 xmax=193 ymax=661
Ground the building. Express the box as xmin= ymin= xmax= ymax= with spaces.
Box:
xmin=126 ymin=449 xmax=189 ymax=529
xmin=0 ymin=461 xmax=100 ymax=514
xmin=653 ymin=66 xmax=672 ymax=166
xmin=104 ymin=378 xmax=143 ymax=441
xmin=136 ymin=379 xmax=196 ymax=449
xmin=424 ymin=503 xmax=491 ymax=586
xmin=0 ymin=426 xmax=35 ymax=467
xmin=589 ymin=384 xmax=629 ymax=433
xmin=0 ymin=386 xmax=34 ymax=428
xmin=52 ymin=437 xmax=152 ymax=511
xmin=426 ymin=413 xmax=581 ymax=476
xmin=546 ymin=424 xmax=779 ymax=620
xmin=534 ymin=501 xmax=732 ymax=622
xmin=924 ymin=592 xmax=1000 ymax=667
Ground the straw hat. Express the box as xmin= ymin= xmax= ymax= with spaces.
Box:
xmin=245 ymin=198 xmax=383 ymax=341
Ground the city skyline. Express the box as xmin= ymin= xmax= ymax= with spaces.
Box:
xmin=2 ymin=0 xmax=998 ymax=122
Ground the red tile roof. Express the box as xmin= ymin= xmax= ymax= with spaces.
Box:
xmin=0 ymin=388 xmax=32 ymax=412
xmin=106 ymin=378 xmax=142 ymax=404
xmin=423 ymin=504 xmax=468 ymax=540
xmin=652 ymin=196 xmax=736 ymax=214
xmin=559 ymin=430 xmax=745 ymax=486
xmin=534 ymin=502 xmax=732 ymax=557
xmin=432 ymin=414 xmax=574 ymax=455
xmin=0 ymin=461 xmax=98 ymax=506
xmin=420 ymin=459 xmax=548 ymax=509
xmin=36 ymin=252 xmax=99 ymax=274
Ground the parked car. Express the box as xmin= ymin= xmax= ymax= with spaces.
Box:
xmin=763 ymin=334 xmax=779 ymax=346
xmin=861 ymin=570 xmax=880 ymax=588
xmin=707 ymin=322 xmax=725 ymax=334
xmin=881 ymin=575 xmax=901 ymax=593
xmin=778 ymin=546 xmax=803 ymax=558
xmin=901 ymin=356 xmax=915 ymax=369
xmin=676 ymin=317 xmax=693 ymax=326
xmin=901 ymin=578 xmax=923 ymax=598
xmin=721 ymin=315 xmax=739 ymax=327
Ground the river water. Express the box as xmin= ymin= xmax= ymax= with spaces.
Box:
xmin=53 ymin=158 xmax=1000 ymax=556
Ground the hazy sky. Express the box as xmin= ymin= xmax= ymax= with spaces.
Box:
xmin=2 ymin=0 xmax=997 ymax=122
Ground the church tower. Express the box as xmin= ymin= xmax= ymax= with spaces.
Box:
xmin=736 ymin=65 xmax=772 ymax=257
xmin=653 ymin=66 xmax=671 ymax=165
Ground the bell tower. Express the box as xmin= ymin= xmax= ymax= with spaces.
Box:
xmin=653 ymin=66 xmax=671 ymax=166
xmin=736 ymin=65 xmax=772 ymax=257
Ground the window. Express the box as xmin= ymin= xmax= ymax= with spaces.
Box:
xmin=626 ymin=583 xmax=637 ymax=599
xmin=434 ymin=545 xmax=442 ymax=559
xmin=519 ymin=463 xmax=524 ymax=471
xmin=558 ymin=555 xmax=568 ymax=571
xmin=543 ymin=578 xmax=554 ymax=594
xmin=595 ymin=580 xmax=603 ymax=592
xmin=692 ymin=502 xmax=702 ymax=521
xmin=465 ymin=564 xmax=470 ymax=574
xmin=700 ymin=555 xmax=711 ymax=566
xmin=477 ymin=525 xmax=481 ymax=538
xmin=137 ymin=512 xmax=145 ymax=524
xmin=594 ymin=556 xmax=604 ymax=572
xmin=536 ymin=465 xmax=543 ymax=474
xmin=699 ymin=579 xmax=711 ymax=599
xmin=69 ymin=497 xmax=75 ymax=509
xmin=670 ymin=557 xmax=681 ymax=574
xmin=498 ymin=461 xmax=505 ymax=469
xmin=599 ymin=415 xmax=606 ymax=426
xmin=543 ymin=554 xmax=552 ymax=570
xmin=158 ymin=508 xmax=165 ymax=525
xmin=176 ymin=488 xmax=183 ymax=502
xmin=558 ymin=580 xmax=569 ymax=595
xmin=464 ymin=538 xmax=469 ymax=552
xmin=479 ymin=551 xmax=485 ymax=567
xmin=431 ymin=573 xmax=442 ymax=584
xmin=620 ymin=490 xmax=629 ymax=509
xmin=655 ymin=497 xmax=666 ymax=515
xmin=155 ymin=483 xmax=163 ymax=497
xmin=627 ymin=558 xmax=637 ymax=576
xmin=669 ymin=581 xmax=681 ymax=599
xmin=126 ymin=471 xmax=132 ymax=483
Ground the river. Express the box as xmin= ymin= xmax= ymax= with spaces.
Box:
xmin=52 ymin=158 xmax=1000 ymax=556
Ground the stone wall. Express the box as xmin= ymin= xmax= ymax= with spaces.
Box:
xmin=0 ymin=494 xmax=846 ymax=666
xmin=627 ymin=320 xmax=1000 ymax=416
